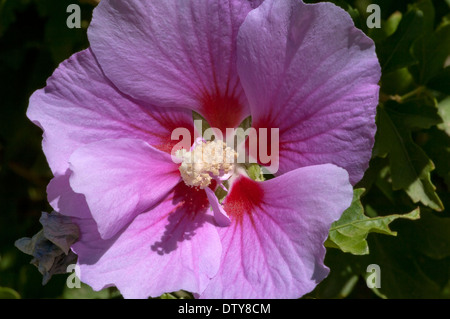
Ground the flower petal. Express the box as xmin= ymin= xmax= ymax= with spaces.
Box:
xmin=27 ymin=48 xmax=194 ymax=176
xmin=204 ymin=186 xmax=231 ymax=227
xmin=72 ymin=182 xmax=221 ymax=299
xmin=200 ymin=164 xmax=353 ymax=298
xmin=88 ymin=0 xmax=261 ymax=132
xmin=47 ymin=172 xmax=91 ymax=219
xmin=237 ymin=0 xmax=381 ymax=184
xmin=69 ymin=139 xmax=181 ymax=239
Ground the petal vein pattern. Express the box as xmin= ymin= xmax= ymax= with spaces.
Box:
xmin=200 ymin=164 xmax=353 ymax=298
xmin=237 ymin=0 xmax=381 ymax=184
xmin=88 ymin=0 xmax=263 ymax=132
xmin=69 ymin=139 xmax=182 ymax=239
xmin=72 ymin=182 xmax=222 ymax=299
xmin=27 ymin=48 xmax=194 ymax=176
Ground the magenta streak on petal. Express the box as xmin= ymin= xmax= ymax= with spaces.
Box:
xmin=237 ymin=0 xmax=381 ymax=184
xmin=72 ymin=182 xmax=222 ymax=299
xmin=200 ymin=164 xmax=353 ymax=299
xmin=87 ymin=0 xmax=261 ymax=134
xmin=26 ymin=48 xmax=195 ymax=177
xmin=69 ymin=138 xmax=182 ymax=239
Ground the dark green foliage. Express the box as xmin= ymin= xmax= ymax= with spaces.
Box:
xmin=311 ymin=0 xmax=450 ymax=299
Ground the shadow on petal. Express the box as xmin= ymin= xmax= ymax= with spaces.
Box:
xmin=150 ymin=182 xmax=214 ymax=255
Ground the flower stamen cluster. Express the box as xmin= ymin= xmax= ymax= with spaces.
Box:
xmin=177 ymin=140 xmax=238 ymax=189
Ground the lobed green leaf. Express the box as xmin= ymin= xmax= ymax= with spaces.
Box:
xmin=326 ymin=189 xmax=421 ymax=255
xmin=374 ymin=106 xmax=444 ymax=211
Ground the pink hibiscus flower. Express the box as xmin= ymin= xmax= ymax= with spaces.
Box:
xmin=27 ymin=0 xmax=380 ymax=298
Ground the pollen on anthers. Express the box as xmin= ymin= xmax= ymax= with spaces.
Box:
xmin=176 ymin=140 xmax=238 ymax=189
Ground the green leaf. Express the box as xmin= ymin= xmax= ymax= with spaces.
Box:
xmin=410 ymin=24 xmax=450 ymax=84
xmin=62 ymin=284 xmax=119 ymax=299
xmin=0 ymin=286 xmax=20 ymax=299
xmin=374 ymin=107 xmax=444 ymax=211
xmin=384 ymin=97 xmax=442 ymax=130
xmin=159 ymin=293 xmax=177 ymax=299
xmin=428 ymin=67 xmax=450 ymax=95
xmin=325 ymin=189 xmax=421 ymax=255
xmin=369 ymin=11 xmax=403 ymax=43
xmin=247 ymin=164 xmax=264 ymax=182
xmin=377 ymin=7 xmax=424 ymax=73
xmin=410 ymin=0 xmax=435 ymax=34
xmin=405 ymin=210 xmax=450 ymax=260
xmin=318 ymin=208 xmax=450 ymax=299
xmin=422 ymin=127 xmax=450 ymax=189
xmin=306 ymin=249 xmax=361 ymax=299
xmin=156 ymin=291 xmax=193 ymax=299
xmin=380 ymin=67 xmax=415 ymax=96
xmin=365 ymin=229 xmax=450 ymax=298
xmin=34 ymin=0 xmax=91 ymax=64
xmin=437 ymin=96 xmax=450 ymax=136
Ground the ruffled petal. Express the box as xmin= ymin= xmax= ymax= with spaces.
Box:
xmin=88 ymin=0 xmax=261 ymax=132
xmin=69 ymin=138 xmax=181 ymax=239
xmin=72 ymin=182 xmax=222 ymax=299
xmin=200 ymin=164 xmax=353 ymax=298
xmin=237 ymin=0 xmax=381 ymax=184
xmin=27 ymin=48 xmax=194 ymax=176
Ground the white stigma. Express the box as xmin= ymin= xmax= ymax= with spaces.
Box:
xmin=177 ymin=140 xmax=238 ymax=189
